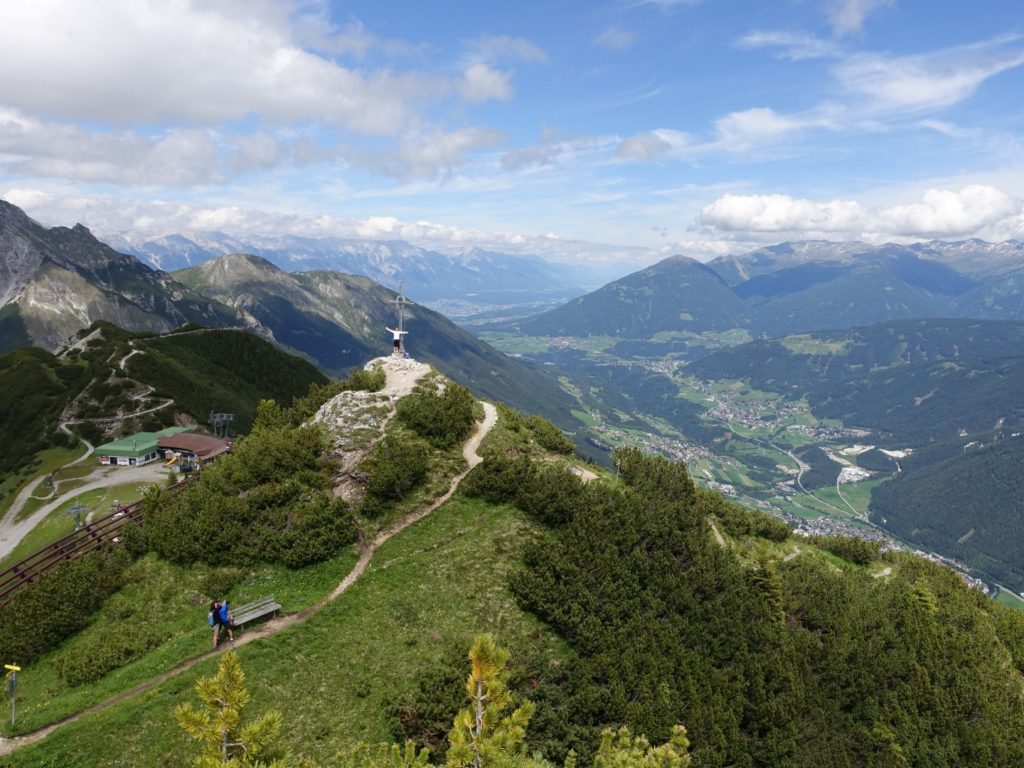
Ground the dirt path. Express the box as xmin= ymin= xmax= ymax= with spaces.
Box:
xmin=872 ymin=566 xmax=893 ymax=579
xmin=708 ymin=519 xmax=726 ymax=548
xmin=0 ymin=401 xmax=497 ymax=757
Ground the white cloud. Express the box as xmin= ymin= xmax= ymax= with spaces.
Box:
xmin=501 ymin=144 xmax=563 ymax=171
xmin=594 ymin=27 xmax=636 ymax=52
xmin=827 ymin=0 xmax=893 ymax=37
xmin=661 ymin=239 xmax=735 ymax=259
xmin=698 ymin=35 xmax=1024 ymax=156
xmin=0 ymin=2 xmax=539 ymax=185
xmin=617 ymin=129 xmax=688 ymax=160
xmin=463 ymin=34 xmax=548 ymax=64
xmin=918 ymin=119 xmax=981 ymax=140
xmin=735 ymin=31 xmax=840 ymax=60
xmin=1 ymin=187 xmax=658 ymax=266
xmin=877 ymin=185 xmax=1020 ymax=237
xmin=0 ymin=107 xmax=325 ymax=185
xmin=0 ymin=1 xmax=444 ymax=135
xmin=291 ymin=12 xmax=425 ymax=59
xmin=343 ymin=126 xmax=505 ymax=181
xmin=835 ymin=36 xmax=1024 ymax=114
xmin=699 ymin=185 xmax=1024 ymax=241
xmin=713 ymin=108 xmax=817 ymax=151
xmin=701 ymin=193 xmax=865 ymax=233
xmin=460 ymin=63 xmax=514 ymax=103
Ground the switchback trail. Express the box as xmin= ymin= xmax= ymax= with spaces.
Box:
xmin=0 ymin=401 xmax=497 ymax=757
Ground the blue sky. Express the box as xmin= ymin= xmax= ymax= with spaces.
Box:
xmin=1 ymin=0 xmax=1023 ymax=266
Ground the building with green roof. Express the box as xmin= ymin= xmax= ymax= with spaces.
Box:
xmin=96 ymin=427 xmax=191 ymax=466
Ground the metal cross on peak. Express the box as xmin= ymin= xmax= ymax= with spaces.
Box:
xmin=392 ymin=281 xmax=414 ymax=334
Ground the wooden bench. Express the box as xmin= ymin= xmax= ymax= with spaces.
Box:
xmin=229 ymin=595 xmax=281 ymax=631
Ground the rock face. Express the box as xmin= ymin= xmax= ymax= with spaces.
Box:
xmin=313 ymin=356 xmax=432 ymax=502
xmin=0 ymin=200 xmax=235 ymax=352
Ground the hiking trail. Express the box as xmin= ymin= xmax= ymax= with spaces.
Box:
xmin=0 ymin=358 xmax=497 ymax=757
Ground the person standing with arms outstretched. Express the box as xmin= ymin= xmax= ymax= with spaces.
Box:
xmin=386 ymin=326 xmax=408 ymax=354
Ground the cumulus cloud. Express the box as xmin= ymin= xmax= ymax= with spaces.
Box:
xmin=0 ymin=1 xmax=539 ymax=185
xmin=460 ymin=63 xmax=514 ymax=102
xmin=0 ymin=1 xmax=442 ymax=134
xmin=699 ymin=185 xmax=1024 ymax=241
xmin=594 ymin=27 xmax=636 ymax=51
xmin=877 ymin=186 xmax=1020 ymax=237
xmin=701 ymin=193 xmax=865 ymax=233
xmin=735 ymin=31 xmax=840 ymax=60
xmin=827 ymin=0 xmax=893 ymax=37
xmin=0 ymin=107 xmax=328 ymax=185
xmin=617 ymin=129 xmax=689 ymax=160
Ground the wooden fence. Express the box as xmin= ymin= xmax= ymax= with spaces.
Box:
xmin=0 ymin=480 xmax=189 ymax=604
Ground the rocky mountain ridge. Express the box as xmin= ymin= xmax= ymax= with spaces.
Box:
xmin=0 ymin=200 xmax=236 ymax=351
xmin=101 ymin=228 xmax=584 ymax=306
xmin=0 ymin=200 xmax=577 ymax=435
xmin=523 ymin=238 xmax=1024 ymax=338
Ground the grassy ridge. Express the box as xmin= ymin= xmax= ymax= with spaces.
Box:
xmin=4 ymin=498 xmax=554 ymax=766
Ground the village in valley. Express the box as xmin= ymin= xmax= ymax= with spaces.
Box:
xmin=480 ymin=330 xmax=997 ymax=597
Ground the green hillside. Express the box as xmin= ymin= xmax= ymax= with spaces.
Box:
xmin=521 ymin=255 xmax=750 ymax=337
xmin=0 ymin=322 xmax=327 ymax=484
xmin=870 ymin=437 xmax=1024 ymax=589
xmin=128 ymin=327 xmax=329 ymax=433
xmin=177 ymin=256 xmax=579 ymax=435
xmin=4 ymin=411 xmax=1024 ymax=767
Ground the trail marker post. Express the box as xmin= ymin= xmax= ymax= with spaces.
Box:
xmin=4 ymin=664 xmax=20 ymax=728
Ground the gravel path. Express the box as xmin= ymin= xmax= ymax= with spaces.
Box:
xmin=0 ymin=463 xmax=170 ymax=562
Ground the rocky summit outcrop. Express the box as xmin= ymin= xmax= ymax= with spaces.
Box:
xmin=313 ymin=356 xmax=432 ymax=502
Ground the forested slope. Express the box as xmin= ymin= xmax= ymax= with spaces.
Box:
xmin=456 ymin=446 xmax=1024 ymax=767
xmin=690 ymin=318 xmax=1024 ymax=589
xmin=0 ymin=322 xmax=327 ymax=480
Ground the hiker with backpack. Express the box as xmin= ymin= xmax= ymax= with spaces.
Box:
xmin=208 ymin=599 xmax=235 ymax=649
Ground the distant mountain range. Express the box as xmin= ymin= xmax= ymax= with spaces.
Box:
xmin=523 ymin=239 xmax=1024 ymax=338
xmin=0 ymin=200 xmax=576 ymax=429
xmin=0 ymin=200 xmax=236 ymax=352
xmin=100 ymin=230 xmax=585 ymax=307
xmin=522 ymin=255 xmax=749 ymax=336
